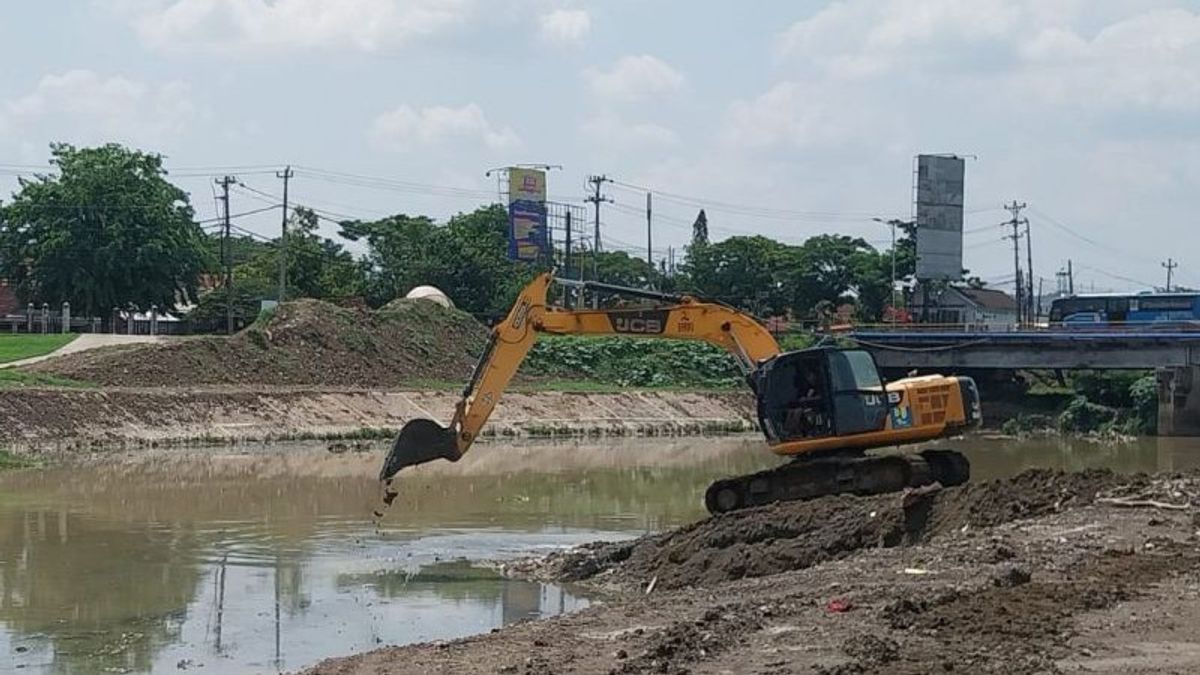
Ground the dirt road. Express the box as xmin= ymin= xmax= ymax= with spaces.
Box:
xmin=304 ymin=469 xmax=1200 ymax=675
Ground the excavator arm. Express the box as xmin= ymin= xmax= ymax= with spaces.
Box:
xmin=380 ymin=271 xmax=781 ymax=480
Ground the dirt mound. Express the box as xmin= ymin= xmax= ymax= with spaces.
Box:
xmin=514 ymin=469 xmax=1144 ymax=591
xmin=30 ymin=298 xmax=488 ymax=387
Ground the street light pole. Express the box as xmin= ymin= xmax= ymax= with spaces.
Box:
xmin=873 ymin=218 xmax=899 ymax=323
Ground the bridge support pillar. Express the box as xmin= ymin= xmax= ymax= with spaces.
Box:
xmin=1158 ymin=366 xmax=1200 ymax=436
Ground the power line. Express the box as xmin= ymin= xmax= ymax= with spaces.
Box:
xmin=1027 ymin=206 xmax=1156 ymax=264
xmin=196 ymin=204 xmax=281 ymax=224
xmin=607 ymin=178 xmax=898 ymax=222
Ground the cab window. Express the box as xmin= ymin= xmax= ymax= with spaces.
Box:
xmin=828 ymin=350 xmax=882 ymax=392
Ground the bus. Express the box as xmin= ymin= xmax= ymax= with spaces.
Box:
xmin=1048 ymin=292 xmax=1200 ymax=328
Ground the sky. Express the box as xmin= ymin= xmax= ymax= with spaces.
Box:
xmin=2 ymin=0 xmax=1199 ymax=293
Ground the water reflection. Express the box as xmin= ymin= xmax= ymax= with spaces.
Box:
xmin=0 ymin=438 xmax=765 ymax=673
xmin=2 ymin=435 xmax=1199 ymax=673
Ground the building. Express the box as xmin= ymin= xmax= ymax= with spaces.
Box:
xmin=0 ymin=280 xmax=17 ymax=316
xmin=914 ymin=284 xmax=1018 ymax=330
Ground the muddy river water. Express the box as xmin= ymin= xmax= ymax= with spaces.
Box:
xmin=3 ymin=434 xmax=1200 ymax=674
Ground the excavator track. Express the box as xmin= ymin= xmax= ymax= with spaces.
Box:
xmin=704 ymin=449 xmax=970 ymax=515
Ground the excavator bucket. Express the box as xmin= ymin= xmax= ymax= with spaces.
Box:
xmin=379 ymin=418 xmax=462 ymax=481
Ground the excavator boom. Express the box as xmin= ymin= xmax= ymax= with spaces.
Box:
xmin=380 ymin=272 xmax=980 ymax=514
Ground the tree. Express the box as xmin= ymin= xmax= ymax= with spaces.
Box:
xmin=232 ymin=207 xmax=366 ymax=301
xmin=341 ymin=204 xmax=536 ymax=316
xmin=594 ymin=251 xmax=657 ymax=288
xmin=684 ymin=235 xmax=790 ymax=315
xmin=691 ymin=209 xmax=709 ymax=249
xmin=780 ymin=235 xmax=878 ymax=318
xmin=0 ymin=144 xmax=210 ymax=317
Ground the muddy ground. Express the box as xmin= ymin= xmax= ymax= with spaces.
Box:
xmin=304 ymin=469 xmax=1200 ymax=675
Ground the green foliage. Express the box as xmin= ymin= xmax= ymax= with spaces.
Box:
xmin=1000 ymin=413 xmax=1056 ymax=435
xmin=0 ymin=449 xmax=37 ymax=470
xmin=777 ymin=332 xmax=816 ymax=352
xmin=1057 ymin=396 xmax=1119 ymax=434
xmin=1069 ymin=370 xmax=1145 ymax=408
xmin=1129 ymin=375 xmax=1158 ymax=434
xmin=0 ymin=369 xmax=91 ymax=389
xmin=342 ymin=204 xmax=537 ymax=315
xmin=679 ymin=229 xmax=908 ymax=321
xmin=524 ymin=336 xmax=743 ymax=388
xmin=186 ymin=279 xmax=274 ymax=329
xmin=222 ymin=207 xmax=368 ymax=308
xmin=0 ymin=143 xmax=211 ymax=315
xmin=683 ymin=235 xmax=791 ymax=315
xmin=0 ymin=334 xmax=78 ymax=364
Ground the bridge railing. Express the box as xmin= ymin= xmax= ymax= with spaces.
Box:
xmin=840 ymin=320 xmax=1200 ymax=335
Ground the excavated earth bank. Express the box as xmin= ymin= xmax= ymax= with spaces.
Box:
xmin=305 ymin=469 xmax=1200 ymax=675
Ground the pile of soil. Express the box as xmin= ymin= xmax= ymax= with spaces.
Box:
xmin=29 ymin=299 xmax=488 ymax=387
xmin=310 ymin=469 xmax=1200 ymax=675
xmin=510 ymin=469 xmax=1142 ymax=591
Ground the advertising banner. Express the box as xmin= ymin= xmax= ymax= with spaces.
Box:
xmin=507 ymin=168 xmax=548 ymax=262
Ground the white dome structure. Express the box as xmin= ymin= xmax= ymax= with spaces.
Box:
xmin=405 ymin=285 xmax=454 ymax=309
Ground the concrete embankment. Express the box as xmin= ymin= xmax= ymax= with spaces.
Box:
xmin=0 ymin=387 xmax=756 ymax=451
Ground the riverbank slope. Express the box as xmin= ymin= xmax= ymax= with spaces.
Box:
xmin=0 ymin=387 xmax=756 ymax=451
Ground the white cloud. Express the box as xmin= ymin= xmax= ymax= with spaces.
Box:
xmin=585 ymin=55 xmax=684 ymax=102
xmin=369 ymin=102 xmax=520 ymax=152
xmin=115 ymin=0 xmax=474 ymax=53
xmin=0 ymin=70 xmax=197 ymax=148
xmin=581 ymin=114 xmax=679 ymax=148
xmin=778 ymin=0 xmax=1023 ymax=78
xmin=539 ymin=8 xmax=590 ymax=47
xmin=1017 ymin=9 xmax=1200 ymax=111
xmin=775 ymin=2 xmax=1200 ymax=112
xmin=723 ymin=81 xmax=902 ymax=153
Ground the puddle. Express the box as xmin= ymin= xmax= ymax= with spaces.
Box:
xmin=2 ymin=434 xmax=1199 ymax=673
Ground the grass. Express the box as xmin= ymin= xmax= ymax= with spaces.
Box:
xmin=0 ymin=370 xmax=92 ymax=389
xmin=402 ymin=378 xmax=741 ymax=394
xmin=0 ymin=334 xmax=78 ymax=364
xmin=0 ymin=449 xmax=36 ymax=471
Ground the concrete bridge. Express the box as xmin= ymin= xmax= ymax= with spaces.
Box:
xmin=848 ymin=329 xmax=1200 ymax=436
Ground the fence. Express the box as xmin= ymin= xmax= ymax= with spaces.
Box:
xmin=0 ymin=303 xmax=210 ymax=336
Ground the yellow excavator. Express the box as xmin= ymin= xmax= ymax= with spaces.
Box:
xmin=380 ymin=272 xmax=981 ymax=514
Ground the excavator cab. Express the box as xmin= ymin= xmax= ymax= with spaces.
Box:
xmin=754 ymin=347 xmax=891 ymax=443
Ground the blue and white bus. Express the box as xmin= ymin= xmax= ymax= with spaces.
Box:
xmin=1049 ymin=292 xmax=1200 ymax=327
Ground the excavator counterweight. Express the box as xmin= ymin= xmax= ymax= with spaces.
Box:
xmin=381 ymin=272 xmax=981 ymax=514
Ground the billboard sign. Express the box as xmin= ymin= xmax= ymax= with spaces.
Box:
xmin=507 ymin=168 xmax=548 ymax=262
xmin=914 ymin=155 xmax=965 ymax=280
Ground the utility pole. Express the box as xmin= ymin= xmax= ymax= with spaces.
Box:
xmin=585 ymin=175 xmax=612 ymax=280
xmin=215 ymin=176 xmax=237 ymax=335
xmin=646 ymin=192 xmax=653 ymax=271
xmin=872 ymin=218 xmax=902 ymax=322
xmin=1004 ymin=201 xmax=1028 ymax=326
xmin=585 ymin=175 xmax=612 ymax=307
xmin=1068 ymin=259 xmax=1074 ymax=295
xmin=276 ymin=165 xmax=293 ymax=304
xmin=563 ymin=209 xmax=573 ymax=307
xmin=1025 ymin=217 xmax=1035 ymax=323
xmin=1163 ymin=258 xmax=1178 ymax=292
